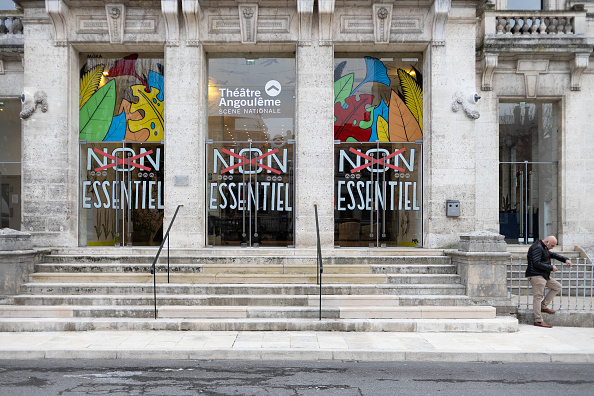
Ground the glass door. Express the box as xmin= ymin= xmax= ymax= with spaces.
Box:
xmin=206 ymin=140 xmax=295 ymax=247
xmin=499 ymin=161 xmax=558 ymax=244
xmin=334 ymin=141 xmax=422 ymax=247
xmin=79 ymin=141 xmax=164 ymax=246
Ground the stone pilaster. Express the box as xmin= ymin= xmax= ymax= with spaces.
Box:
xmin=21 ymin=13 xmax=77 ymax=247
xmin=164 ymin=42 xmax=206 ymax=248
xmin=295 ymin=13 xmax=334 ymax=249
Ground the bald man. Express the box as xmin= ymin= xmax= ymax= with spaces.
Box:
xmin=526 ymin=236 xmax=573 ymax=328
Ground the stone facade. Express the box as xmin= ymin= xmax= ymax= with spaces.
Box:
xmin=1 ymin=0 xmax=592 ymax=251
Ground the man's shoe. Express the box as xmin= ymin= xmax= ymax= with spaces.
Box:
xmin=541 ymin=307 xmax=556 ymax=314
xmin=534 ymin=321 xmax=553 ymax=328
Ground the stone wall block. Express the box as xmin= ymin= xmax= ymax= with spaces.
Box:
xmin=458 ymin=230 xmax=507 ymax=252
xmin=0 ymin=229 xmax=47 ymax=296
xmin=446 ymin=230 xmax=512 ymax=313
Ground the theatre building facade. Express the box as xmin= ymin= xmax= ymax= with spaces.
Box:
xmin=1 ymin=0 xmax=593 ymax=252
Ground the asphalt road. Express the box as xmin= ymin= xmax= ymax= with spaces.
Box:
xmin=0 ymin=359 xmax=593 ymax=396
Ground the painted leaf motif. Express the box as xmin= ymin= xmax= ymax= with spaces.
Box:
xmin=128 ymin=85 xmax=164 ymax=142
xmin=334 ymin=73 xmax=354 ymax=107
xmin=377 ymin=116 xmax=389 ymax=142
xmin=104 ymin=111 xmax=126 ymax=141
xmin=79 ymin=64 xmax=104 ymax=109
xmin=371 ymin=99 xmax=389 ymax=142
xmin=79 ymin=79 xmax=116 ymax=141
xmin=148 ymin=70 xmax=165 ymax=102
xmin=388 ymin=90 xmax=422 ymax=142
xmin=334 ymin=60 xmax=347 ymax=82
xmin=334 ymin=94 xmax=373 ymax=142
xmin=398 ymin=69 xmax=423 ymax=130
xmin=352 ymin=56 xmax=391 ymax=94
xmin=359 ymin=106 xmax=374 ymax=130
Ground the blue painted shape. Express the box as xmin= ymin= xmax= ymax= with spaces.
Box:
xmin=352 ymin=57 xmax=391 ymax=95
xmin=148 ymin=71 xmax=164 ymax=102
xmin=103 ymin=111 xmax=126 ymax=141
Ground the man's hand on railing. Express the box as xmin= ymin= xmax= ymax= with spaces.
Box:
xmin=565 ymin=259 xmax=573 ymax=268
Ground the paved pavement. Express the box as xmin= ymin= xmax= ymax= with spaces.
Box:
xmin=1 ymin=324 xmax=593 ymax=363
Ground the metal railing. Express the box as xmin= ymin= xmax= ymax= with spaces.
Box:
xmin=508 ymin=257 xmax=593 ymax=311
xmin=150 ymin=204 xmax=183 ymax=319
xmin=314 ymin=204 xmax=323 ymax=320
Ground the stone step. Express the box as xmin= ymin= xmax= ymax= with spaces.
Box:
xmin=11 ymin=294 xmax=471 ymax=307
xmin=28 ymin=273 xmax=461 ymax=285
xmin=33 ymin=263 xmax=457 ymax=275
xmin=0 ymin=304 xmax=496 ymax=320
xmin=0 ymin=316 xmax=519 ymax=332
xmin=42 ymin=254 xmax=451 ymax=266
xmin=19 ymin=282 xmax=467 ymax=296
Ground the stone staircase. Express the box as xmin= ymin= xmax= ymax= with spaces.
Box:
xmin=0 ymin=248 xmax=518 ymax=332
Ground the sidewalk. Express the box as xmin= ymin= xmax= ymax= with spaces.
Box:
xmin=1 ymin=325 xmax=593 ymax=363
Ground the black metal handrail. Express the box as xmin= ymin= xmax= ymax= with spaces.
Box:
xmin=150 ymin=204 xmax=183 ymax=319
xmin=314 ymin=204 xmax=323 ymax=320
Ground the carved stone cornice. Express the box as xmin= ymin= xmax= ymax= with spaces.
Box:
xmin=182 ymin=0 xmax=201 ymax=47
xmin=297 ymin=0 xmax=314 ymax=45
xmin=161 ymin=0 xmax=180 ymax=47
xmin=105 ymin=4 xmax=125 ymax=44
xmin=571 ymin=52 xmax=590 ymax=91
xmin=373 ymin=4 xmax=392 ymax=44
xmin=481 ymin=53 xmax=498 ymax=91
xmin=318 ymin=0 xmax=335 ymax=46
xmin=45 ymin=0 xmax=68 ymax=46
xmin=432 ymin=0 xmax=451 ymax=46
xmin=516 ymin=59 xmax=549 ymax=99
xmin=239 ymin=4 xmax=258 ymax=44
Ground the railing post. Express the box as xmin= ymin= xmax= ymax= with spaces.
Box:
xmin=314 ymin=204 xmax=323 ymax=320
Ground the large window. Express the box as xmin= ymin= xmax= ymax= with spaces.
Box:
xmin=507 ymin=0 xmax=542 ymax=10
xmin=0 ymin=98 xmax=21 ymax=230
xmin=78 ymin=53 xmax=165 ymax=246
xmin=207 ymin=55 xmax=296 ymax=247
xmin=334 ymin=55 xmax=423 ymax=247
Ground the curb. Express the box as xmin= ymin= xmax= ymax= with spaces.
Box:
xmin=1 ymin=349 xmax=592 ymax=363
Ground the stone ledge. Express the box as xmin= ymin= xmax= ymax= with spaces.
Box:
xmin=0 ymin=228 xmax=32 ymax=251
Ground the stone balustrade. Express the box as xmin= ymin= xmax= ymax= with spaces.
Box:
xmin=0 ymin=14 xmax=23 ymax=36
xmin=483 ymin=11 xmax=586 ymax=37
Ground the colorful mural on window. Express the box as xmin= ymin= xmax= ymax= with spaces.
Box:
xmin=79 ymin=54 xmax=164 ymax=142
xmin=334 ymin=56 xmax=422 ymax=143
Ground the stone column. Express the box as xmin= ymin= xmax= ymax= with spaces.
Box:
xmin=446 ymin=230 xmax=515 ymax=314
xmin=294 ymin=39 xmax=334 ymax=248
xmin=164 ymin=42 xmax=206 ymax=248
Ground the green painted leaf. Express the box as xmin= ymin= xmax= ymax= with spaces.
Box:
xmin=359 ymin=106 xmax=374 ymax=130
xmin=79 ymin=79 xmax=116 ymax=141
xmin=334 ymin=73 xmax=354 ymax=106
xmin=346 ymin=136 xmax=359 ymax=142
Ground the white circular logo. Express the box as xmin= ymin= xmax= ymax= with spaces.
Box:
xmin=265 ymin=80 xmax=281 ymax=97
